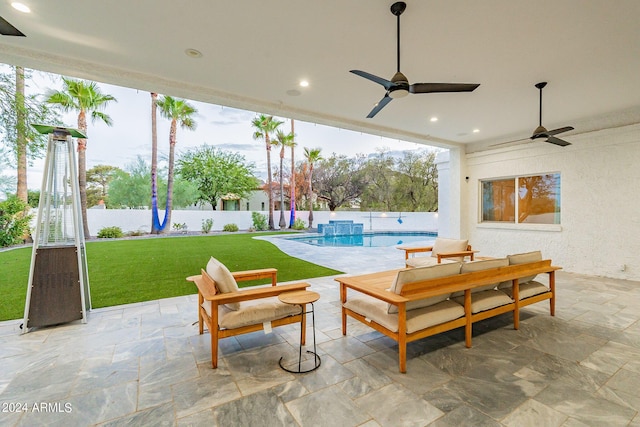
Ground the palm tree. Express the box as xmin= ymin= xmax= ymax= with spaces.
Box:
xmin=288 ymin=119 xmax=296 ymax=228
xmin=149 ymin=92 xmax=163 ymax=234
xmin=303 ymin=147 xmax=323 ymax=229
xmin=251 ymin=115 xmax=283 ymax=230
xmin=271 ymin=129 xmax=296 ymax=228
xmin=15 ymin=66 xmax=26 ymax=204
xmin=156 ymin=95 xmax=197 ymax=232
xmin=46 ymin=77 xmax=117 ymax=238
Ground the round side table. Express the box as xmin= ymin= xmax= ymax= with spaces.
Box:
xmin=278 ymin=290 xmax=321 ymax=373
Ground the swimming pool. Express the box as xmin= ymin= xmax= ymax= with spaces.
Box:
xmin=283 ymin=231 xmax=437 ymax=247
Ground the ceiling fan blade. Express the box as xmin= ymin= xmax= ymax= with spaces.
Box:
xmin=366 ymin=95 xmax=393 ymax=118
xmin=0 ymin=16 xmax=26 ymax=36
xmin=547 ymin=136 xmax=571 ymax=147
xmin=350 ymin=70 xmax=393 ymax=90
xmin=490 ymin=137 xmax=530 ymax=147
xmin=410 ymin=83 xmax=480 ymax=94
xmin=545 ymin=126 xmax=574 ymax=136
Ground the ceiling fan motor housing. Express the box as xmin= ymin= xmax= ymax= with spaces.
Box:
xmin=389 ymin=71 xmax=409 ymax=98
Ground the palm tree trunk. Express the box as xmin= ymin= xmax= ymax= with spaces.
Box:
xmin=15 ymin=66 xmax=27 ymax=203
xmin=266 ymin=138 xmax=274 ymax=230
xmin=164 ymin=120 xmax=177 ymax=233
xmin=308 ymin=165 xmax=314 ymax=229
xmin=77 ymin=111 xmax=91 ymax=238
xmin=278 ymin=147 xmax=286 ymax=228
xmin=150 ymin=92 xmax=161 ymax=234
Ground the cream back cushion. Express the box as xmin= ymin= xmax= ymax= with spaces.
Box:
xmin=451 ymin=258 xmax=509 ymax=297
xmin=388 ymin=262 xmax=461 ymax=314
xmin=206 ymin=257 xmax=241 ymax=311
xmin=431 ymin=238 xmax=469 ymax=262
xmin=498 ymin=251 xmax=542 ymax=289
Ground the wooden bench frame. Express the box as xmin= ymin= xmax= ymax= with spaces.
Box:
xmin=336 ymin=260 xmax=561 ymax=373
xmin=398 ymin=244 xmax=478 ymax=266
xmin=187 ymin=268 xmax=310 ymax=368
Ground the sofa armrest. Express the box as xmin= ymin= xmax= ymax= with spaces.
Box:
xmin=206 ymin=282 xmax=310 ymax=305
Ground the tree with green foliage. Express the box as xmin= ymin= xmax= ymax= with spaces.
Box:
xmin=314 ymin=153 xmax=368 ymax=211
xmin=86 ymin=164 xmax=121 ymax=208
xmin=361 ymin=149 xmax=396 ymax=211
xmin=109 ymin=156 xmax=197 ymax=209
xmin=45 ymin=77 xmax=117 ymax=238
xmin=251 ymin=115 xmax=283 ymax=230
xmin=156 ymin=95 xmax=197 ymax=232
xmin=303 ymin=147 xmax=323 ymax=227
xmin=177 ymin=145 xmax=258 ymax=210
xmin=0 ymin=66 xmax=61 ymax=202
xmin=392 ymin=150 xmax=438 ymax=211
xmin=271 ymin=129 xmax=295 ymax=228
xmin=0 ymin=196 xmax=32 ymax=247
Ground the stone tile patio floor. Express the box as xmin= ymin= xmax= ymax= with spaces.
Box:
xmin=1 ymin=239 xmax=640 ymax=426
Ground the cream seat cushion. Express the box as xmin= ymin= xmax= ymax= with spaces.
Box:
xmin=451 ymin=258 xmax=509 ymax=297
xmin=206 ymin=257 xmax=241 ymax=311
xmin=501 ymin=281 xmax=549 ymax=300
xmin=344 ymin=296 xmax=464 ymax=334
xmin=498 ymin=251 xmax=542 ymax=289
xmin=452 ymin=290 xmax=513 ymax=314
xmin=387 ymin=262 xmax=461 ymax=314
xmin=201 ymin=296 xmax=301 ymax=330
xmin=405 ymin=257 xmax=458 ymax=268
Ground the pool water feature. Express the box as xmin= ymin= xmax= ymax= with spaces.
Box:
xmin=283 ymin=231 xmax=437 ymax=247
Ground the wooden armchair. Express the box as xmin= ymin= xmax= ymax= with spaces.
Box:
xmin=187 ymin=258 xmax=310 ymax=368
xmin=398 ymin=237 xmax=477 ymax=267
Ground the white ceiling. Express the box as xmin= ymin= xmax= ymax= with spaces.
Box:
xmin=1 ymin=0 xmax=639 ymax=152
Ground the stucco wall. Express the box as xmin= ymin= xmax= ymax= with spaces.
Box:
xmin=84 ymin=210 xmax=438 ymax=236
xmin=460 ymin=123 xmax=640 ymax=280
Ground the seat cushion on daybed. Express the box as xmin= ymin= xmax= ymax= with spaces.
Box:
xmin=500 ymin=280 xmax=549 ymax=299
xmin=344 ymin=296 xmax=464 ymax=334
xmin=451 ymin=258 xmax=509 ymax=297
xmin=452 ymin=290 xmax=513 ymax=313
xmin=201 ymin=297 xmax=301 ymax=330
xmin=387 ymin=262 xmax=462 ymax=314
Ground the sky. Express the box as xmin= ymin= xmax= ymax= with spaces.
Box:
xmin=2 ymin=67 xmax=437 ymax=192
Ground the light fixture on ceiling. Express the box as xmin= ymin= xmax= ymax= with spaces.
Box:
xmin=430 ymin=117 xmax=438 ymax=122
xmin=299 ymin=80 xmax=309 ymax=87
xmin=473 ymin=129 xmax=480 ymax=133
xmin=11 ymin=2 xmax=31 ymax=13
xmin=184 ymin=48 xmax=202 ymax=58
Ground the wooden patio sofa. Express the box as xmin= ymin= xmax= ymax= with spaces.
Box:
xmin=336 ymin=252 xmax=561 ymax=373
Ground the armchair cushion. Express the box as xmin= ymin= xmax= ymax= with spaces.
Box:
xmin=431 ymin=238 xmax=469 ymax=262
xmin=206 ymin=257 xmax=241 ymax=311
xmin=387 ymin=262 xmax=461 ymax=314
xmin=201 ymin=296 xmax=302 ymax=330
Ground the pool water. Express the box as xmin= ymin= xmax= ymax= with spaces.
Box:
xmin=283 ymin=231 xmax=437 ymax=247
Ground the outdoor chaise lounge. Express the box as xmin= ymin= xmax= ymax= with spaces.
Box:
xmin=398 ymin=237 xmax=476 ymax=267
xmin=187 ymin=257 xmax=310 ymax=368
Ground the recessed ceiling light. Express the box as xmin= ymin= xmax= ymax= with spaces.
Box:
xmin=430 ymin=117 xmax=438 ymax=122
xmin=299 ymin=80 xmax=309 ymax=87
xmin=11 ymin=2 xmax=31 ymax=13
xmin=184 ymin=48 xmax=202 ymax=58
xmin=473 ymin=129 xmax=480 ymax=133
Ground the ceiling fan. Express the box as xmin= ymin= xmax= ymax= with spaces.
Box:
xmin=350 ymin=1 xmax=480 ymax=118
xmin=529 ymin=82 xmax=574 ymax=146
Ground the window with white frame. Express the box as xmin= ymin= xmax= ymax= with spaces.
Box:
xmin=481 ymin=173 xmax=561 ymax=224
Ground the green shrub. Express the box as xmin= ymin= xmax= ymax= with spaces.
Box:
xmin=126 ymin=228 xmax=146 ymax=237
xmin=172 ymin=222 xmax=188 ymax=233
xmin=201 ymin=218 xmax=213 ymax=233
xmin=222 ymin=223 xmax=239 ymax=232
xmin=251 ymin=212 xmax=267 ymax=231
xmin=292 ymin=218 xmax=306 ymax=230
xmin=97 ymin=226 xmax=124 ymax=239
xmin=0 ymin=196 xmax=32 ymax=247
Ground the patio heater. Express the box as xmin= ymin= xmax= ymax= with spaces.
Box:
xmin=22 ymin=125 xmax=91 ymax=332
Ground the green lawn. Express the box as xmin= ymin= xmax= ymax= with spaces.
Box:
xmin=0 ymin=233 xmax=342 ymax=321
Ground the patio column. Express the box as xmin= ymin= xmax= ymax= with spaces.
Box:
xmin=435 ymin=148 xmax=466 ymax=239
